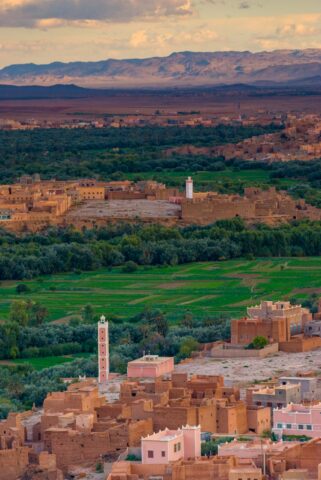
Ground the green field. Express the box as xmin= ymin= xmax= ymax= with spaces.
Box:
xmin=126 ymin=169 xmax=297 ymax=191
xmin=1 ymin=258 xmax=321 ymax=322
xmin=10 ymin=353 xmax=92 ymax=370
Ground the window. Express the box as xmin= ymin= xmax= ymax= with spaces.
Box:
xmin=286 ymin=424 xmax=292 ymax=429
xmin=148 ymin=450 xmax=154 ymax=458
xmin=161 ymin=451 xmax=166 ymax=457
xmin=277 ymin=423 xmax=283 ymax=429
xmin=306 ymin=425 xmax=312 ymax=430
xmin=298 ymin=425 xmax=304 ymax=430
xmin=177 ymin=443 xmax=181 ymax=451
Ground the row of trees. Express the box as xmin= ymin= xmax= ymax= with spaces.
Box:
xmin=2 ymin=219 xmax=321 ymax=280
xmin=0 ymin=124 xmax=279 ymax=182
xmin=0 ymin=308 xmax=230 ymax=362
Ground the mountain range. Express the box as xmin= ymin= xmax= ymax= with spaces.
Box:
xmin=1 ymin=49 xmax=321 ymax=88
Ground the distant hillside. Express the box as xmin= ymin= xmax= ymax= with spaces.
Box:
xmin=1 ymin=49 xmax=321 ymax=88
xmin=0 ymin=84 xmax=103 ymax=99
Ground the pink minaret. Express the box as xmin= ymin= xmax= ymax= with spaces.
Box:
xmin=98 ymin=315 xmax=109 ymax=384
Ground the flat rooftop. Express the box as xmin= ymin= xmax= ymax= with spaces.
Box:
xmin=143 ymin=429 xmax=182 ymax=442
xmin=129 ymin=355 xmax=173 ymax=365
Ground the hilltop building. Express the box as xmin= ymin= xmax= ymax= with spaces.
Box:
xmin=230 ymin=300 xmax=320 ymax=352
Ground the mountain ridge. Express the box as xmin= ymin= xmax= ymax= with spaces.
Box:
xmin=1 ymin=49 xmax=321 ymax=88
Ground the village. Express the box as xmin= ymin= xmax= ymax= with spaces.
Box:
xmin=1 ymin=172 xmax=321 ymax=233
xmin=169 ymin=114 xmax=321 ymax=163
xmin=3 ymin=299 xmax=321 ymax=479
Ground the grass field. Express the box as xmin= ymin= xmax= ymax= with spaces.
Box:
xmin=1 ymin=258 xmax=321 ymax=323
xmin=10 ymin=353 xmax=92 ymax=370
xmin=126 ymin=169 xmax=297 ymax=191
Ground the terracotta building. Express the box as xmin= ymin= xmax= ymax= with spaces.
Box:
xmin=142 ymin=425 xmax=201 ymax=464
xmin=273 ymin=403 xmax=321 ymax=439
xmin=108 ymin=455 xmax=260 ymax=480
xmin=127 ymin=355 xmax=175 ymax=379
xmin=246 ymin=383 xmax=302 ymax=410
xmin=231 ymin=300 xmax=312 ymax=348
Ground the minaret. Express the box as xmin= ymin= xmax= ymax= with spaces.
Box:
xmin=98 ymin=315 xmax=109 ymax=384
xmin=186 ymin=176 xmax=193 ymax=200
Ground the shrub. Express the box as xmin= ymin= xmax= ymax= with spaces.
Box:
xmin=122 ymin=261 xmax=138 ymax=273
xmin=16 ymin=284 xmax=30 ymax=294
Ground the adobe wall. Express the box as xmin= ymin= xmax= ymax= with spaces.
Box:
xmin=107 ymin=192 xmax=146 ymax=200
xmin=44 ymin=419 xmax=152 ymax=471
xmin=0 ymin=447 xmax=30 ymax=480
xmin=153 ymin=406 xmax=198 ymax=432
xmin=247 ymin=407 xmax=271 ymax=434
xmin=216 ymin=402 xmax=248 ymax=435
xmin=128 ymin=419 xmax=153 ymax=446
xmin=44 ymin=427 xmax=125 ymax=471
xmin=181 ymin=188 xmax=321 ymax=226
xmin=181 ymin=197 xmax=255 ymax=225
xmin=270 ymin=441 xmax=321 ymax=477
xmin=0 ymin=412 xmax=26 ymax=443
xmin=197 ymin=403 xmax=216 ymax=433
xmin=279 ymin=337 xmax=321 ymax=353
xmin=171 ymin=459 xmax=234 ymax=480
xmin=211 ymin=343 xmax=279 ymax=358
xmin=231 ymin=317 xmax=287 ymax=345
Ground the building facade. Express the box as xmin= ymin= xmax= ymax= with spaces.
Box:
xmin=273 ymin=403 xmax=321 ymax=439
xmin=141 ymin=425 xmax=201 ymax=465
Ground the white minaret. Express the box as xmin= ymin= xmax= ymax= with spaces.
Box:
xmin=186 ymin=176 xmax=193 ymax=200
xmin=98 ymin=315 xmax=109 ymax=384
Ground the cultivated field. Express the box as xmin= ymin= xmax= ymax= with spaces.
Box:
xmin=0 ymin=258 xmax=321 ymax=322
xmin=10 ymin=353 xmax=92 ymax=371
xmin=127 ymin=169 xmax=297 ymax=192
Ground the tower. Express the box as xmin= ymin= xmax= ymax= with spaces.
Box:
xmin=186 ymin=176 xmax=193 ymax=200
xmin=98 ymin=315 xmax=109 ymax=384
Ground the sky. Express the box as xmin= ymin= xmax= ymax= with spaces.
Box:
xmin=0 ymin=0 xmax=320 ymax=68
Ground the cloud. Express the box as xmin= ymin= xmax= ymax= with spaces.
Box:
xmin=0 ymin=0 xmax=193 ymax=28
xmin=276 ymin=23 xmax=319 ymax=37
xmin=239 ymin=2 xmax=250 ymax=9
xmin=130 ymin=30 xmax=148 ymax=48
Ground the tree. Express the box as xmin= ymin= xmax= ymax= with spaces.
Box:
xmin=122 ymin=261 xmax=138 ymax=273
xmin=9 ymin=300 xmax=29 ymax=327
xmin=181 ymin=312 xmax=193 ymax=328
xmin=178 ymin=337 xmax=199 ymax=359
xmin=28 ymin=302 xmax=48 ymax=326
xmin=9 ymin=300 xmax=48 ymax=327
xmin=251 ymin=336 xmax=269 ymax=350
xmin=16 ymin=284 xmax=30 ymax=294
xmin=152 ymin=310 xmax=169 ymax=337
xmin=82 ymin=304 xmax=95 ymax=324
